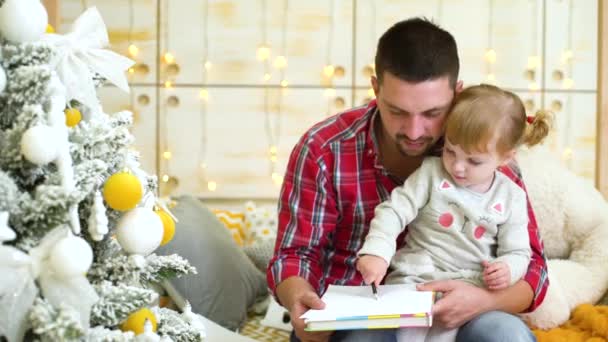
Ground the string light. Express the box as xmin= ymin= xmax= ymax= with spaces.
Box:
xmin=162 ymin=174 xmax=170 ymax=182
xmin=323 ymin=0 xmax=336 ymax=81
xmin=163 ymin=151 xmax=172 ymax=159
xmin=257 ymin=44 xmax=271 ymax=61
xmin=199 ymin=89 xmax=209 ymax=101
xmin=274 ymin=55 xmax=287 ymax=69
xmin=484 ymin=49 xmax=497 ymax=64
xmin=261 ymin=0 xmax=289 ymax=183
xmin=528 ymin=82 xmax=539 ymax=91
xmin=562 ymin=147 xmax=573 ymax=160
xmin=324 ymin=88 xmax=336 ymax=97
xmin=367 ymin=88 xmax=375 ymax=98
xmin=323 ymin=64 xmax=335 ymax=78
xmin=163 ymin=52 xmax=175 ymax=64
xmin=562 ymin=78 xmax=574 ymax=89
xmin=527 ymin=56 xmax=541 ymax=69
xmin=164 ymin=80 xmax=173 ymax=88
xmin=198 ymin=0 xmax=212 ymax=191
xmin=484 ymin=0 xmax=496 ymax=82
xmin=561 ymin=50 xmax=573 ymax=65
xmin=128 ymin=44 xmax=139 ymax=58
xmin=271 ymin=172 xmax=283 ymax=186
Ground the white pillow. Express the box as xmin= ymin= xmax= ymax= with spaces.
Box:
xmin=260 ymin=296 xmax=293 ymax=332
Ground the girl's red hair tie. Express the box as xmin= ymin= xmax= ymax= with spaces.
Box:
xmin=526 ymin=116 xmax=535 ymax=124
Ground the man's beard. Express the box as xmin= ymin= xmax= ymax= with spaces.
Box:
xmin=395 ymin=134 xmax=433 ymax=157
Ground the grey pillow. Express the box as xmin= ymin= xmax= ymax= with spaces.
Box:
xmin=156 ymin=195 xmax=267 ymax=331
xmin=243 ymin=239 xmax=276 ymax=273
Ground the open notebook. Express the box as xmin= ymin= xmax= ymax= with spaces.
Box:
xmin=300 ymin=284 xmax=435 ymax=331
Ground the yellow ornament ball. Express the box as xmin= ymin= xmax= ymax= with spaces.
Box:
xmin=64 ymin=108 xmax=82 ymax=127
xmin=103 ymin=172 xmax=143 ymax=211
xmin=155 ymin=209 xmax=176 ymax=246
xmin=121 ymin=308 xmax=157 ymax=334
xmin=46 ymin=24 xmax=55 ymax=33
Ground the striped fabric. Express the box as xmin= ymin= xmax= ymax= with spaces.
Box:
xmin=267 ymin=99 xmax=548 ymax=312
xmin=213 ymin=209 xmax=246 ymax=246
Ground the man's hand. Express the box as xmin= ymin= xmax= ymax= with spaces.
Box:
xmin=276 ymin=277 xmax=333 ymax=342
xmin=482 ymin=261 xmax=511 ymax=290
xmin=417 ymin=280 xmax=492 ymax=329
xmin=356 ymin=255 xmax=388 ymax=286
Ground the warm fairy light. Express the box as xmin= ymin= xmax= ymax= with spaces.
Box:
xmin=486 ymin=73 xmax=495 ymax=82
xmin=528 ymin=82 xmax=540 ymax=91
xmin=257 ymin=45 xmax=271 ymax=61
xmin=324 ymin=88 xmax=336 ymax=97
xmin=199 ymin=89 xmax=209 ymax=101
xmin=163 ymin=151 xmax=172 ymax=160
xmin=270 ymin=155 xmax=278 ymax=162
xmin=128 ymin=67 xmax=135 ymax=74
xmin=274 ymin=56 xmax=287 ymax=69
xmin=164 ymin=81 xmax=173 ymax=88
xmin=323 ymin=64 xmax=335 ymax=78
xmin=562 ymin=78 xmax=574 ymax=89
xmin=269 ymin=145 xmax=278 ymax=154
xmin=562 ymin=148 xmax=573 ymax=160
xmin=207 ymin=181 xmax=217 ymax=191
xmin=162 ymin=174 xmax=170 ymax=182
xmin=367 ymin=88 xmax=375 ymax=98
xmin=263 ymin=73 xmax=271 ymax=81
xmin=163 ymin=52 xmax=175 ymax=64
xmin=271 ymin=172 xmax=283 ymax=186
xmin=527 ymin=55 xmax=541 ymax=69
xmin=484 ymin=49 xmax=497 ymax=64
xmin=561 ymin=50 xmax=573 ymax=64
xmin=128 ymin=44 xmax=139 ymax=57
xmin=280 ymin=80 xmax=289 ymax=87
xmin=204 ymin=61 xmax=213 ymax=70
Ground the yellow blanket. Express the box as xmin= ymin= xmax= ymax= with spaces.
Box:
xmin=533 ymin=304 xmax=608 ymax=342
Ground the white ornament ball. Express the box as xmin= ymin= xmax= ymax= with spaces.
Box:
xmin=49 ymin=235 xmax=94 ymax=278
xmin=0 ymin=0 xmax=48 ymax=43
xmin=21 ymin=125 xmax=60 ymax=165
xmin=116 ymin=208 xmax=164 ymax=255
xmin=0 ymin=65 xmax=6 ymax=94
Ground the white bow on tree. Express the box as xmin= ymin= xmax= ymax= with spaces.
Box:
xmin=42 ymin=6 xmax=134 ymax=111
xmin=0 ymin=227 xmax=98 ymax=342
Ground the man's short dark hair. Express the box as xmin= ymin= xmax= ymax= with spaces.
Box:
xmin=374 ymin=17 xmax=459 ymax=88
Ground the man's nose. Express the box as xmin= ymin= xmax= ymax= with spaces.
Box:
xmin=402 ymin=115 xmax=424 ymax=141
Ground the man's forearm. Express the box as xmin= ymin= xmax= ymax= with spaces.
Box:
xmin=485 ymin=279 xmax=534 ymax=314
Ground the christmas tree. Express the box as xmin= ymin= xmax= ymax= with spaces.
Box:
xmin=0 ymin=1 xmax=204 ymax=341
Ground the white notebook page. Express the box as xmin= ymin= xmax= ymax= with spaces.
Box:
xmin=301 ymin=284 xmax=434 ymax=322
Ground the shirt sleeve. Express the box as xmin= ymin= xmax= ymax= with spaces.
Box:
xmin=499 ymin=161 xmax=549 ymax=312
xmin=266 ymin=134 xmax=338 ymax=298
xmin=494 ymin=187 xmax=532 ymax=285
xmin=357 ymin=158 xmax=435 ymax=265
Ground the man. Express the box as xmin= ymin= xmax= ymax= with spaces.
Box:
xmin=267 ymin=18 xmax=548 ymax=342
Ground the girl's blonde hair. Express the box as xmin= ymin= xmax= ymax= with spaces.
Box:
xmin=444 ymin=84 xmax=553 ymax=156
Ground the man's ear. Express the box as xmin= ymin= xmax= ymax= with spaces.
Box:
xmin=371 ymin=76 xmax=379 ymax=96
xmin=455 ymin=80 xmax=464 ymax=94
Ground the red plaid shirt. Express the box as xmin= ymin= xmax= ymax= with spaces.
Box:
xmin=267 ymin=100 xmax=548 ymax=312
